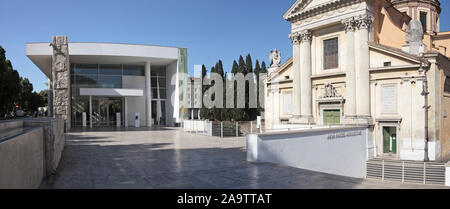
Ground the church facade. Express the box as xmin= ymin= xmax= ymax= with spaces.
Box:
xmin=264 ymin=0 xmax=450 ymax=161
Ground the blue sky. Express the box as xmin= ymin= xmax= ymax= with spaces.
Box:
xmin=1 ymin=0 xmax=450 ymax=92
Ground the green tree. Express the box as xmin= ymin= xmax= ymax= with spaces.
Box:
xmin=254 ymin=59 xmax=262 ymax=115
xmin=19 ymin=78 xmax=34 ymax=111
xmin=0 ymin=46 xmax=21 ymax=116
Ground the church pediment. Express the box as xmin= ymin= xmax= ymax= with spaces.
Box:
xmin=283 ymin=0 xmax=363 ymax=22
xmin=368 ymin=42 xmax=426 ymax=68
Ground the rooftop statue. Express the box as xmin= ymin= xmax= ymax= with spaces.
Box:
xmin=270 ymin=49 xmax=281 ymax=68
xmin=403 ymin=20 xmax=425 ymax=55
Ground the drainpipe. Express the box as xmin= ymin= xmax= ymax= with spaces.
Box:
xmin=419 ymin=54 xmax=430 ymax=162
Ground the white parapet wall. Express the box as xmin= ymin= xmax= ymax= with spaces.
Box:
xmin=247 ymin=126 xmax=368 ymax=179
xmin=446 ymin=163 xmax=450 ymax=187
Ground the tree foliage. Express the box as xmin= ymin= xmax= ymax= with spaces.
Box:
xmin=0 ymin=45 xmax=47 ymax=117
xmin=199 ymin=53 xmax=266 ymax=122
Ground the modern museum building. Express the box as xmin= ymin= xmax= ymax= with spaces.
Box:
xmin=26 ymin=36 xmax=188 ymax=130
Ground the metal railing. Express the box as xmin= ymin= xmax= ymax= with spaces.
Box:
xmin=182 ymin=120 xmax=265 ymax=138
xmin=366 ymin=158 xmax=446 ymax=185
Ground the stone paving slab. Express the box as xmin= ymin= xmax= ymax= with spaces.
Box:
xmin=40 ymin=128 xmax=448 ymax=189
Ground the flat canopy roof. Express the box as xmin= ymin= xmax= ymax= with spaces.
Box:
xmin=80 ymin=88 xmax=144 ymax=97
xmin=26 ymin=42 xmax=181 ymax=78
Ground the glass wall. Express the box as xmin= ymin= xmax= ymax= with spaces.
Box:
xmin=70 ymin=63 xmax=145 ymax=127
xmin=70 ymin=63 xmax=168 ymax=127
xmin=151 ymin=66 xmax=167 ymax=99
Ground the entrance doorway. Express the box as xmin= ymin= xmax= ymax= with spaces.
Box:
xmin=383 ymin=127 xmax=397 ymax=154
xmin=92 ymin=97 xmax=123 ymax=127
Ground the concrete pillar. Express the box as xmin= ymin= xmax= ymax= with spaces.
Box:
xmin=89 ymin=96 xmax=92 ymax=128
xmin=145 ymin=62 xmax=152 ymax=127
xmin=124 ymin=97 xmax=128 ymax=127
xmin=355 ymin=15 xmax=373 ymax=118
xmin=50 ymin=36 xmax=71 ymax=131
xmin=300 ymin=30 xmax=313 ymax=120
xmin=342 ymin=18 xmax=357 ymax=117
xmin=289 ymin=32 xmax=302 ymax=120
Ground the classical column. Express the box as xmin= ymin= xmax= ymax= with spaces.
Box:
xmin=289 ymin=32 xmax=302 ymax=120
xmin=354 ymin=14 xmax=373 ymax=118
xmin=342 ymin=17 xmax=357 ymax=118
xmin=300 ymin=30 xmax=313 ymax=120
xmin=145 ymin=61 xmax=152 ymax=127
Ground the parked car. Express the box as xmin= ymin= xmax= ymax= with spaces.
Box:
xmin=15 ymin=110 xmax=25 ymax=117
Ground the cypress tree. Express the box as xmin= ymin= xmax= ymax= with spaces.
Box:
xmin=254 ymin=60 xmax=262 ymax=116
xmin=261 ymin=61 xmax=268 ymax=73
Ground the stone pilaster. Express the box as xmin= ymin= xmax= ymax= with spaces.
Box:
xmin=342 ymin=17 xmax=357 ymax=118
xmin=51 ymin=36 xmax=71 ymax=131
xmin=289 ymin=32 xmax=302 ymax=121
xmin=354 ymin=14 xmax=373 ymax=122
xmin=299 ymin=30 xmax=314 ymax=123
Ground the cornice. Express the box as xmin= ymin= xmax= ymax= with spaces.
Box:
xmin=285 ymin=0 xmax=364 ymax=23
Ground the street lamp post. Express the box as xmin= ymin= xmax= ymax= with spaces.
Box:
xmin=419 ymin=54 xmax=430 ymax=162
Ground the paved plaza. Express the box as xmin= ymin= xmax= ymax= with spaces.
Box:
xmin=41 ymin=128 xmax=446 ymax=189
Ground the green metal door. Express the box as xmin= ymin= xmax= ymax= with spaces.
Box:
xmin=383 ymin=127 xmax=397 ymax=154
xmin=323 ymin=110 xmax=340 ymax=125
xmin=383 ymin=127 xmax=390 ymax=153
xmin=391 ymin=132 xmax=397 ymax=154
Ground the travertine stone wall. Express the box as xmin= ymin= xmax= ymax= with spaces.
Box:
xmin=23 ymin=118 xmax=65 ymax=176
xmin=51 ymin=36 xmax=71 ymax=131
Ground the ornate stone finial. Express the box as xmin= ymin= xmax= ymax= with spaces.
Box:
xmin=300 ymin=30 xmax=312 ymax=42
xmin=355 ymin=14 xmax=374 ymax=30
xmin=289 ymin=32 xmax=301 ymax=45
xmin=270 ymin=49 xmax=281 ymax=68
xmin=322 ymin=83 xmax=340 ymax=98
xmin=342 ymin=17 xmax=357 ymax=33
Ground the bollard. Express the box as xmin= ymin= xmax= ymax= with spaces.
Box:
xmin=236 ymin=122 xmax=239 ymax=137
xmin=250 ymin=121 xmax=253 ymax=134
xmin=221 ymin=122 xmax=223 ymax=138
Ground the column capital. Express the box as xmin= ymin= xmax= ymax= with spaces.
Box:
xmin=342 ymin=17 xmax=357 ymax=33
xmin=355 ymin=14 xmax=374 ymax=30
xmin=300 ymin=30 xmax=312 ymax=42
xmin=289 ymin=32 xmax=301 ymax=45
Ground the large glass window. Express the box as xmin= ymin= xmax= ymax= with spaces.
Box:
xmin=98 ymin=76 xmax=122 ymax=88
xmin=99 ymin=64 xmax=122 ymax=75
xmin=73 ymin=64 xmax=98 ymax=75
xmin=123 ymin=65 xmax=145 ymax=76
xmin=323 ymin=37 xmax=339 ymax=70
xmin=420 ymin=12 xmax=427 ymax=30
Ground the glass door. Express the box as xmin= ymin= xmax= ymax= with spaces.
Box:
xmin=93 ymin=97 xmax=122 ymax=127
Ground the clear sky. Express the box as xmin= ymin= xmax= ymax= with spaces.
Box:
xmin=1 ymin=0 xmax=450 ymax=92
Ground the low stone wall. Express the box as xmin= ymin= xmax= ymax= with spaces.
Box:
xmin=0 ymin=118 xmax=65 ymax=189
xmin=23 ymin=118 xmax=65 ymax=176
xmin=247 ymin=126 xmax=368 ymax=178
xmin=0 ymin=127 xmax=45 ymax=189
xmin=0 ymin=120 xmax=23 ymax=132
